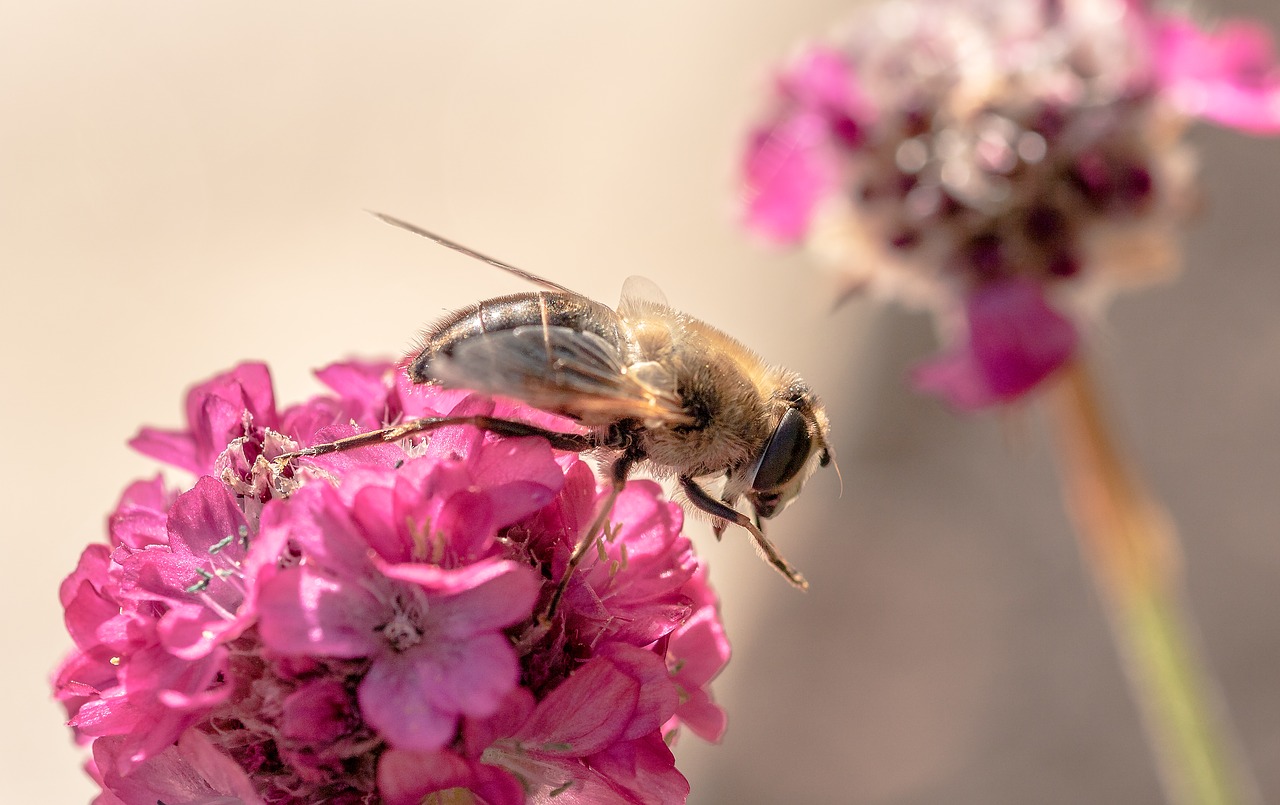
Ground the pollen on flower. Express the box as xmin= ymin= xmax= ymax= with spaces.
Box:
xmin=379 ymin=594 xmax=428 ymax=653
xmin=54 ymin=360 xmax=730 ymax=804
xmin=742 ymin=0 xmax=1280 ymax=407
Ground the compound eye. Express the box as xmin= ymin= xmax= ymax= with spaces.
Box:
xmin=752 ymin=407 xmax=812 ymax=492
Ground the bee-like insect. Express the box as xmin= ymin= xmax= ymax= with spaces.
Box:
xmin=277 ymin=213 xmax=832 ymax=604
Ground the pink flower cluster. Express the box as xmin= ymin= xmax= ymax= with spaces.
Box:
xmin=742 ymin=0 xmax=1280 ymax=408
xmin=54 ymin=361 xmax=729 ymax=804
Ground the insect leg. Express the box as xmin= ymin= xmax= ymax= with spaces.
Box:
xmin=711 ymin=489 xmax=740 ymax=542
xmin=679 ymin=476 xmax=809 ymax=590
xmin=544 ymin=451 xmax=640 ymax=618
xmin=272 ymin=415 xmax=598 ymax=469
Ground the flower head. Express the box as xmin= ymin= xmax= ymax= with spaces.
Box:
xmin=55 ymin=360 xmax=728 ymax=803
xmin=742 ymin=0 xmax=1280 ymax=407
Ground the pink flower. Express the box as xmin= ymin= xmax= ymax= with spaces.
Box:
xmin=55 ymin=360 xmax=730 ymax=803
xmin=741 ymin=0 xmax=1280 ymax=408
xmin=380 ymin=645 xmax=688 ymax=804
xmin=91 ymin=729 xmax=265 ymax=805
xmin=374 ymin=467 xmax=727 ymax=802
xmin=130 ymin=362 xmax=278 ymax=475
xmin=744 ymin=47 xmax=869 ymax=243
xmin=256 ymin=482 xmax=542 ymax=751
xmin=912 ymin=279 xmax=1079 ymax=408
xmin=560 ymin=477 xmax=697 ymax=646
xmin=663 ymin=566 xmax=731 ymax=744
xmin=1152 ymin=15 xmax=1280 ymax=134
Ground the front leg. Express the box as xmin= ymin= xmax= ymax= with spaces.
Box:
xmin=679 ymin=476 xmax=808 ymax=590
xmin=272 ymin=415 xmax=599 ymax=469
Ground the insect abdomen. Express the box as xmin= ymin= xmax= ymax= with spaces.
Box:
xmin=408 ymin=292 xmax=623 ymax=384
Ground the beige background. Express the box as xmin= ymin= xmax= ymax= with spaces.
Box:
xmin=3 ymin=1 xmax=1278 ymax=803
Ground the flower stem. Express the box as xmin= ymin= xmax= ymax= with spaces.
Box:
xmin=1046 ymin=358 xmax=1257 ymax=805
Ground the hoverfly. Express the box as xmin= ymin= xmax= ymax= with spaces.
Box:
xmin=275 ymin=213 xmax=832 ymax=609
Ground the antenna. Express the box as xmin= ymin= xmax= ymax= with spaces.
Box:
xmin=368 ymin=211 xmax=577 ymax=295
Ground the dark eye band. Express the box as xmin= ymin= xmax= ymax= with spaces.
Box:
xmin=752 ymin=407 xmax=812 ymax=492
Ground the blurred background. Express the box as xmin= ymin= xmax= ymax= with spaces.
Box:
xmin=2 ymin=1 xmax=1278 ymax=802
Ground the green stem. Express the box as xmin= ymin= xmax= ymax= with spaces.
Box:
xmin=1047 ymin=359 xmax=1256 ymax=805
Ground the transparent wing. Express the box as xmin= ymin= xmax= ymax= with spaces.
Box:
xmin=617 ymin=275 xmax=669 ymax=317
xmin=432 ymin=325 xmax=692 ymax=427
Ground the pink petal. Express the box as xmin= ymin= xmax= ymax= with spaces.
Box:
xmin=166 ymin=477 xmax=249 ymax=563
xmin=1154 ymin=15 xmax=1280 ymax=133
xmin=420 ymin=394 xmax=496 ymax=460
xmin=351 ymin=483 xmax=410 ymax=562
xmin=587 ymin=734 xmax=690 ymax=805
xmin=568 ymin=482 xmax=695 ymax=645
xmin=671 ymin=687 xmax=728 ymax=744
xmin=596 ymin=644 xmax=680 ymax=742
xmin=54 ymin=647 xmax=125 ymax=717
xmin=186 ymin=362 xmax=276 ymax=432
xmin=117 ymin=479 xmax=250 ymax=632
xmin=74 ymin=646 xmax=229 ymax=770
xmin=468 ymin=437 xmax=565 ymax=521
xmin=195 ymin=394 xmax=249 ymax=464
xmin=64 ymin=583 xmax=132 ymax=654
xmin=421 ymin=632 xmax=522 ymax=718
xmin=156 ymin=599 xmax=256 ymax=662
xmin=119 ymin=549 xmax=205 ymax=606
xmin=383 ymin=560 xmax=540 ymax=635
xmin=779 ymin=46 xmax=863 ymax=112
xmin=461 ymin=687 xmax=536 ymax=758
xmin=93 ymin=729 xmax=266 ymax=805
xmin=514 ymin=657 xmax=640 ymax=756
xmin=256 ymin=567 xmax=384 ymax=658
xmin=678 ymin=563 xmax=720 ymax=617
xmin=669 ymin=608 xmax=730 ymax=689
xmin=128 ymin=428 xmax=199 ymax=475
xmin=312 ymin=359 xmax=397 ymax=428
xmin=60 ymin=542 xmax=112 ymax=609
xmin=295 ymin=422 xmax=406 ymax=470
xmin=108 ymin=476 xmax=172 ymax=549
xmin=359 ymin=655 xmax=459 ymax=751
xmin=432 ymin=489 xmax=498 ymax=559
xmin=377 ymin=750 xmax=472 ymax=805
xmin=911 ymin=348 xmax=1001 ymax=410
xmin=743 ymin=111 xmax=837 ymax=243
xmin=378 ymin=749 xmax=524 ymax=805
xmin=278 ymin=397 xmax=349 ymax=447
xmin=266 ymin=481 xmax=376 ymax=573
xmin=743 ymin=45 xmax=870 ymax=243
xmin=913 ymin=280 xmax=1077 ymax=408
xmin=343 ymin=568 xmax=530 ymax=728
xmin=969 ymin=280 xmax=1077 ymax=397
xmin=281 ymin=678 xmax=356 ymax=743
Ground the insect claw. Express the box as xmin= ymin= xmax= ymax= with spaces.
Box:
xmin=742 ymin=518 xmax=808 ymax=591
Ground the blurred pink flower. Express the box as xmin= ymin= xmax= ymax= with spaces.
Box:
xmin=1152 ymin=14 xmax=1280 ymax=133
xmin=741 ymin=0 xmax=1280 ymax=408
xmin=913 ymin=279 xmax=1079 ymax=408
xmin=55 ymin=360 xmax=729 ymax=804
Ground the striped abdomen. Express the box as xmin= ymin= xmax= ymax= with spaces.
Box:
xmin=406 ymin=291 xmax=624 ymax=384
